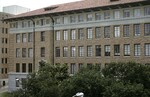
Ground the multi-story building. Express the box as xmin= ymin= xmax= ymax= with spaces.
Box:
xmin=3 ymin=5 xmax=30 ymax=15
xmin=0 ymin=12 xmax=12 ymax=87
xmin=4 ymin=0 xmax=150 ymax=91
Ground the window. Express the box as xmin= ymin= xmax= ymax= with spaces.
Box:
xmin=78 ymin=15 xmax=84 ymax=22
xmin=134 ymin=24 xmax=141 ymax=36
xmin=71 ymin=46 xmax=76 ymax=57
xmin=114 ymin=10 xmax=120 ymax=19
xmin=2 ymin=48 xmax=4 ymax=54
xmin=1 ymin=68 xmax=4 ymax=74
xmin=28 ymin=63 xmax=32 ymax=73
xmin=87 ymin=46 xmax=92 ymax=57
xmin=71 ymin=29 xmax=76 ymax=40
xmin=41 ymin=47 xmax=45 ymax=57
xmin=78 ymin=29 xmax=84 ymax=39
xmin=22 ymin=33 xmax=26 ymax=42
xmin=63 ymin=17 xmax=68 ymax=24
xmin=63 ymin=30 xmax=68 ymax=40
xmin=134 ymin=44 xmax=141 ymax=56
xmin=87 ymin=63 xmax=93 ymax=70
xmin=55 ymin=18 xmax=61 ymax=24
xmin=16 ymin=63 xmax=20 ymax=72
xmin=22 ymin=63 xmax=26 ymax=73
xmin=16 ymin=48 xmax=20 ymax=58
xmin=95 ymin=13 xmax=101 ymax=20
xmin=2 ymin=58 xmax=4 ymax=64
xmin=41 ymin=31 xmax=45 ymax=41
xmin=70 ymin=16 xmax=76 ymax=23
xmin=134 ymin=8 xmax=141 ymax=17
xmin=144 ymin=23 xmax=150 ymax=36
xmin=114 ymin=45 xmax=120 ymax=56
xmin=144 ymin=7 xmax=150 ymax=16
xmin=28 ymin=48 xmax=33 ymax=58
xmin=114 ymin=26 xmax=120 ymax=37
xmin=28 ymin=33 xmax=33 ymax=42
xmin=95 ymin=45 xmax=101 ymax=56
xmin=79 ymin=46 xmax=84 ymax=57
xmin=16 ymin=78 xmax=20 ymax=87
xmin=5 ymin=38 xmax=7 ymax=44
xmin=124 ymin=44 xmax=130 ymax=56
xmin=145 ymin=44 xmax=150 ymax=56
xmin=95 ymin=27 xmax=101 ymax=38
xmin=123 ymin=25 xmax=130 ymax=37
xmin=2 ymin=38 xmax=4 ymax=43
xmin=5 ymin=28 xmax=8 ymax=34
xmin=5 ymin=58 xmax=7 ymax=64
xmin=16 ymin=34 xmax=20 ymax=43
xmin=79 ymin=63 xmax=83 ymax=70
xmin=104 ymin=26 xmax=110 ymax=38
xmin=105 ymin=45 xmax=110 ymax=56
xmin=70 ymin=63 xmax=76 ymax=74
xmin=123 ymin=9 xmax=130 ymax=18
xmin=87 ymin=28 xmax=93 ymax=39
xmin=46 ymin=19 xmax=50 ymax=24
xmin=63 ymin=47 xmax=68 ymax=57
xmin=87 ymin=14 xmax=93 ymax=21
xmin=104 ymin=11 xmax=110 ymax=19
xmin=56 ymin=47 xmax=60 ymax=57
xmin=56 ymin=31 xmax=60 ymax=40
xmin=5 ymin=48 xmax=7 ymax=54
xmin=22 ymin=48 xmax=26 ymax=58
xmin=5 ymin=68 xmax=7 ymax=74
xmin=40 ymin=19 xmax=44 ymax=26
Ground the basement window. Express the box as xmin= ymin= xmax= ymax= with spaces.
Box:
xmin=110 ymin=0 xmax=119 ymax=2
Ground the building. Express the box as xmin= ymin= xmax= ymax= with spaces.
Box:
xmin=4 ymin=0 xmax=150 ymax=91
xmin=0 ymin=12 xmax=12 ymax=87
xmin=3 ymin=5 xmax=30 ymax=15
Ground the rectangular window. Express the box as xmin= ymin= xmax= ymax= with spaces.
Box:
xmin=28 ymin=33 xmax=33 ymax=42
xmin=87 ymin=46 xmax=92 ymax=57
xmin=144 ymin=7 xmax=150 ymax=16
xmin=134 ymin=24 xmax=141 ymax=36
xmin=63 ymin=30 xmax=68 ymax=40
xmin=105 ymin=45 xmax=110 ymax=56
xmin=22 ymin=48 xmax=26 ymax=58
xmin=123 ymin=25 xmax=130 ymax=37
xmin=56 ymin=47 xmax=60 ymax=57
xmin=78 ymin=29 xmax=84 ymax=39
xmin=71 ymin=46 xmax=76 ymax=57
xmin=16 ymin=34 xmax=20 ymax=43
xmin=22 ymin=63 xmax=26 ymax=73
xmin=5 ymin=38 xmax=8 ymax=44
xmin=145 ymin=44 xmax=150 ymax=56
xmin=78 ymin=15 xmax=84 ymax=22
xmin=41 ymin=31 xmax=45 ymax=41
xmin=114 ymin=26 xmax=120 ymax=37
xmin=134 ymin=44 xmax=141 ymax=56
xmin=5 ymin=68 xmax=7 ymax=74
xmin=63 ymin=47 xmax=68 ymax=57
xmin=71 ymin=29 xmax=76 ymax=40
xmin=70 ymin=16 xmax=76 ymax=23
xmin=5 ymin=58 xmax=7 ymax=64
xmin=28 ymin=48 xmax=33 ymax=58
xmin=28 ymin=63 xmax=32 ymax=73
xmin=1 ymin=68 xmax=4 ymax=74
xmin=95 ymin=27 xmax=101 ymax=38
xmin=79 ymin=63 xmax=83 ymax=70
xmin=40 ymin=19 xmax=44 ymax=26
xmin=114 ymin=45 xmax=120 ymax=56
xmin=124 ymin=44 xmax=130 ymax=56
xmin=87 ymin=28 xmax=93 ymax=39
xmin=104 ymin=26 xmax=110 ymax=38
xmin=70 ymin=63 xmax=76 ymax=74
xmin=123 ymin=9 xmax=130 ymax=18
xmin=2 ymin=58 xmax=4 ymax=64
xmin=95 ymin=13 xmax=101 ymax=20
xmin=2 ymin=48 xmax=4 ymax=54
xmin=16 ymin=63 xmax=20 ymax=72
xmin=5 ymin=48 xmax=7 ymax=54
xmin=104 ymin=11 xmax=110 ymax=19
xmin=79 ymin=46 xmax=84 ymax=57
xmin=55 ymin=18 xmax=61 ymax=24
xmin=2 ymin=38 xmax=4 ymax=43
xmin=56 ymin=31 xmax=60 ymax=40
xmin=114 ymin=10 xmax=120 ymax=19
xmin=144 ymin=23 xmax=150 ymax=36
xmin=16 ymin=48 xmax=20 ymax=58
xmin=134 ymin=8 xmax=141 ymax=17
xmin=87 ymin=14 xmax=93 ymax=21
xmin=41 ymin=47 xmax=45 ymax=57
xmin=22 ymin=33 xmax=26 ymax=43
xmin=95 ymin=45 xmax=101 ymax=56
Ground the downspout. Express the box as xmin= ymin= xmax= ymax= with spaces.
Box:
xmin=30 ymin=19 xmax=36 ymax=72
xmin=49 ymin=15 xmax=55 ymax=64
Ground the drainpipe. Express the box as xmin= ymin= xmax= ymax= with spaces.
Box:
xmin=30 ymin=19 xmax=36 ymax=72
xmin=49 ymin=15 xmax=55 ymax=64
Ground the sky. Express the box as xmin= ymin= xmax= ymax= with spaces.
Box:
xmin=0 ymin=0 xmax=81 ymax=12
